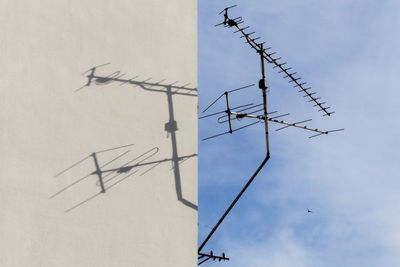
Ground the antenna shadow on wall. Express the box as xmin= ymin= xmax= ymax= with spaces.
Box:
xmin=53 ymin=145 xmax=159 ymax=212
xmin=52 ymin=64 xmax=198 ymax=212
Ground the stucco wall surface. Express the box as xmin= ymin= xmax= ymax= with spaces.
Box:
xmin=0 ymin=0 xmax=197 ymax=266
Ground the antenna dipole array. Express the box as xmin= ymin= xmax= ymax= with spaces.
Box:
xmin=198 ymin=5 xmax=343 ymax=265
xmin=216 ymin=5 xmax=333 ymax=116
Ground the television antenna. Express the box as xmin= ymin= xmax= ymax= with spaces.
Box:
xmin=198 ymin=5 xmax=343 ymax=265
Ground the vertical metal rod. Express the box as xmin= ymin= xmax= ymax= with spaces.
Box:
xmin=259 ymin=44 xmax=270 ymax=156
xmin=92 ymin=152 xmax=105 ymax=193
xmin=225 ymin=92 xmax=233 ymax=133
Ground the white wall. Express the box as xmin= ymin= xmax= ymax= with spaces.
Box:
xmin=0 ymin=0 xmax=197 ymax=266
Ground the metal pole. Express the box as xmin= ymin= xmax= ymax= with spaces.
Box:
xmin=259 ymin=43 xmax=270 ymax=157
xmin=225 ymin=92 xmax=233 ymax=133
xmin=198 ymin=45 xmax=272 ymax=253
xmin=198 ymin=154 xmax=269 ymax=253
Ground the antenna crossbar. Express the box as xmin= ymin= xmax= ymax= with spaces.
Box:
xmin=230 ymin=111 xmax=328 ymax=135
xmin=199 ymin=103 xmax=254 ymax=119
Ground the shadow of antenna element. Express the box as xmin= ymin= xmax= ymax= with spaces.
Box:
xmin=77 ymin=64 xmax=197 ymax=97
xmin=51 ymin=144 xmax=134 ymax=198
xmin=76 ymin=64 xmax=198 ymax=211
xmin=53 ymin=145 xmax=181 ymax=212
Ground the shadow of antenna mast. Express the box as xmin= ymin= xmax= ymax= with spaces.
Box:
xmin=58 ymin=64 xmax=198 ymax=212
xmin=82 ymin=65 xmax=198 ymax=210
xmin=198 ymin=5 xmax=343 ymax=265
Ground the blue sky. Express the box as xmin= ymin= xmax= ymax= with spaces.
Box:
xmin=198 ymin=1 xmax=400 ymax=266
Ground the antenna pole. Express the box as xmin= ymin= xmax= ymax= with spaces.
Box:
xmin=198 ymin=45 xmax=272 ymax=255
xmin=225 ymin=92 xmax=233 ymax=133
xmin=198 ymin=155 xmax=269 ymax=253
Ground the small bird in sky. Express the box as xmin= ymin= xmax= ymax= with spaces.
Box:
xmin=307 ymin=208 xmax=313 ymax=213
